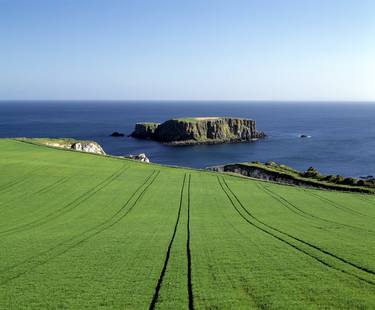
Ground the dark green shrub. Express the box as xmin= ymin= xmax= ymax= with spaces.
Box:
xmin=341 ymin=177 xmax=358 ymax=186
xmin=301 ymin=166 xmax=321 ymax=178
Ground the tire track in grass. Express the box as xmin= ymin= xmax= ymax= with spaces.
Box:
xmin=258 ymin=182 xmax=339 ymax=222
xmin=218 ymin=177 xmax=375 ymax=286
xmin=0 ymin=170 xmax=157 ymax=275
xmin=187 ymin=174 xmax=194 ymax=310
xmin=258 ymin=182 xmax=375 ymax=234
xmin=302 ymin=189 xmax=371 ymax=218
xmin=0 ymin=178 xmax=28 ymax=193
xmin=0 ymin=170 xmax=160 ymax=285
xmin=0 ymin=176 xmax=70 ymax=210
xmin=256 ymin=183 xmax=312 ymax=220
xmin=357 ymin=195 xmax=375 ymax=204
xmin=149 ymin=173 xmax=187 ymax=310
xmin=0 ymin=179 xmax=27 ymax=193
xmin=0 ymin=165 xmax=128 ymax=237
xmin=0 ymin=167 xmax=44 ymax=194
xmin=0 ymin=166 xmax=127 ymax=236
xmin=34 ymin=176 xmax=70 ymax=194
xmin=226 ymin=179 xmax=375 ymax=276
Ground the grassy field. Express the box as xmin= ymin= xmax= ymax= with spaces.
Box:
xmin=0 ymin=139 xmax=375 ymax=309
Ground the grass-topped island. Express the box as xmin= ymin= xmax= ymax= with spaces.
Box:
xmin=130 ymin=117 xmax=266 ymax=145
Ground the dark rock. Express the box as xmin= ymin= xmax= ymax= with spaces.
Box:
xmin=110 ymin=131 xmax=125 ymax=137
xmin=130 ymin=117 xmax=265 ymax=145
xmin=299 ymin=134 xmax=311 ymax=138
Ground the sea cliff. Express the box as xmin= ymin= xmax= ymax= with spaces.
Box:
xmin=131 ymin=117 xmax=265 ymax=145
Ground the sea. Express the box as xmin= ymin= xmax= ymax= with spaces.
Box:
xmin=0 ymin=101 xmax=374 ymax=177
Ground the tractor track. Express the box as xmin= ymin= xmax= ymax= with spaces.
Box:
xmin=0 ymin=170 xmax=159 ymax=285
xmin=0 ymin=176 xmax=70 ymax=210
xmin=149 ymin=173 xmax=187 ymax=310
xmin=187 ymin=174 xmax=194 ymax=310
xmin=218 ymin=177 xmax=375 ymax=286
xmin=148 ymin=173 xmax=194 ymax=310
xmin=258 ymin=183 xmax=375 ymax=234
xmin=0 ymin=165 xmax=128 ymax=237
xmin=226 ymin=179 xmax=375 ymax=276
xmin=34 ymin=176 xmax=70 ymax=194
xmin=256 ymin=183 xmax=312 ymax=220
xmin=302 ymin=189 xmax=371 ymax=218
xmin=0 ymin=167 xmax=44 ymax=194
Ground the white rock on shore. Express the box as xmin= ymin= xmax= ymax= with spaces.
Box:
xmin=125 ymin=153 xmax=150 ymax=163
xmin=71 ymin=142 xmax=106 ymax=155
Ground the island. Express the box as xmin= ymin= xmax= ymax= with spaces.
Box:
xmin=130 ymin=117 xmax=265 ymax=145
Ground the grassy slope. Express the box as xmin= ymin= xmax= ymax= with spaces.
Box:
xmin=0 ymin=139 xmax=375 ymax=309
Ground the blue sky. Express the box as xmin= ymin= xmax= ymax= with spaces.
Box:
xmin=1 ymin=0 xmax=374 ymax=101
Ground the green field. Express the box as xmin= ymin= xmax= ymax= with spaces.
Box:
xmin=1 ymin=139 xmax=375 ymax=309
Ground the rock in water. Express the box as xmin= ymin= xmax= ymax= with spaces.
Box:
xmin=110 ymin=131 xmax=125 ymax=137
xmin=131 ymin=117 xmax=265 ymax=145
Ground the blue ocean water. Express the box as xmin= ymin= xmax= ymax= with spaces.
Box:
xmin=0 ymin=101 xmax=374 ymax=177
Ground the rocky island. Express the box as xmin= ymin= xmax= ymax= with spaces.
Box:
xmin=130 ymin=117 xmax=265 ymax=145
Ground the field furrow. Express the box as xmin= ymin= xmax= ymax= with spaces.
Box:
xmin=149 ymin=173 xmax=187 ymax=309
xmin=259 ymin=182 xmax=375 ymax=234
xmin=221 ymin=177 xmax=375 ymax=285
xmin=0 ymin=165 xmax=129 ymax=237
xmin=0 ymin=170 xmax=158 ymax=282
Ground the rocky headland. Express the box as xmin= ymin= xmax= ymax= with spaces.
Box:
xmin=207 ymin=161 xmax=374 ymax=193
xmin=18 ymin=138 xmax=153 ymax=163
xmin=19 ymin=138 xmax=106 ymax=155
xmin=130 ymin=117 xmax=265 ymax=145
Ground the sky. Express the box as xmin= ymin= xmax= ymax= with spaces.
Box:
xmin=0 ymin=0 xmax=374 ymax=101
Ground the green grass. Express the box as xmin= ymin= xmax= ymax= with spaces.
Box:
xmin=173 ymin=117 xmax=225 ymax=122
xmin=16 ymin=137 xmax=88 ymax=146
xmin=0 ymin=139 xmax=375 ymax=309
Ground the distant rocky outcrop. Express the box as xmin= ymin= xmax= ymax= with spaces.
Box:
xmin=32 ymin=138 xmax=106 ymax=155
xmin=207 ymin=161 xmax=374 ymax=193
xmin=71 ymin=142 xmax=106 ymax=155
xmin=110 ymin=131 xmax=125 ymax=137
xmin=131 ymin=117 xmax=265 ymax=145
xmin=131 ymin=123 xmax=160 ymax=139
xmin=125 ymin=153 xmax=150 ymax=163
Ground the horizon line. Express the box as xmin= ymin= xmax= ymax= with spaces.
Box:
xmin=1 ymin=99 xmax=375 ymax=103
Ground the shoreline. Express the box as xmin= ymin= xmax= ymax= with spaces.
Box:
xmin=12 ymin=138 xmax=375 ymax=194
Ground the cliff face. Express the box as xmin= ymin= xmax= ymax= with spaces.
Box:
xmin=131 ymin=123 xmax=160 ymax=139
xmin=207 ymin=163 xmax=373 ymax=193
xmin=131 ymin=117 xmax=265 ymax=144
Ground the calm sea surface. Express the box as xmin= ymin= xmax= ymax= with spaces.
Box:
xmin=1 ymin=101 xmax=374 ymax=177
